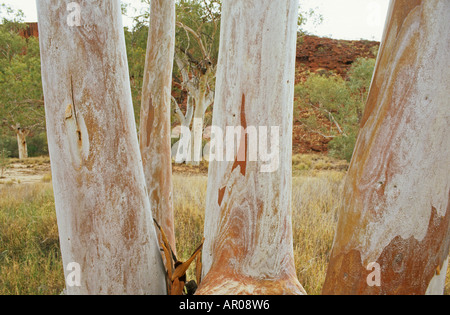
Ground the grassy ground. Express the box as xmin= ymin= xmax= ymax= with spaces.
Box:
xmin=0 ymin=183 xmax=63 ymax=294
xmin=0 ymin=156 xmax=449 ymax=295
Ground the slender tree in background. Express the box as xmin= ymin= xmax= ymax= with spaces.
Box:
xmin=323 ymin=0 xmax=450 ymax=295
xmin=37 ymin=0 xmax=166 ymax=294
xmin=171 ymin=0 xmax=220 ymax=165
xmin=196 ymin=0 xmax=306 ymax=295
xmin=139 ymin=0 xmax=177 ymax=253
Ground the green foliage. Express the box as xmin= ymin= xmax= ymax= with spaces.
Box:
xmin=0 ymin=139 xmax=10 ymax=178
xmin=27 ymin=132 xmax=49 ymax=157
xmin=124 ymin=24 xmax=148 ymax=123
xmin=175 ymin=0 xmax=221 ymax=64
xmin=0 ymin=135 xmax=17 ymax=158
xmin=294 ymin=57 xmax=376 ymax=161
xmin=347 ymin=57 xmax=377 ymax=116
xmin=328 ymin=131 xmax=358 ymax=163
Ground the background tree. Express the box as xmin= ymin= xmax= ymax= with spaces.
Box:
xmin=172 ymin=0 xmax=220 ymax=165
xmin=0 ymin=4 xmax=45 ymax=159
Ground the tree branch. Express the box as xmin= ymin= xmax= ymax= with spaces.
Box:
xmin=174 ymin=54 xmax=197 ymax=94
xmin=176 ymin=21 xmax=209 ymax=61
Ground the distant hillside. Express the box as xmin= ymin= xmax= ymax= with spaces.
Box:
xmin=19 ymin=22 xmax=39 ymax=38
xmin=296 ymin=35 xmax=380 ymax=81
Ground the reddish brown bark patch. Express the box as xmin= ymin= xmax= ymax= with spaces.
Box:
xmin=323 ymin=203 xmax=450 ymax=295
xmin=146 ymin=96 xmax=155 ymax=148
xmin=197 ymin=267 xmax=305 ymax=295
xmin=218 ymin=186 xmax=226 ymax=207
xmin=231 ymin=94 xmax=248 ymax=176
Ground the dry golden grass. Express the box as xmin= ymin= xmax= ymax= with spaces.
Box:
xmin=0 ymin=158 xmax=448 ymax=295
xmin=292 ymin=171 xmax=345 ymax=294
xmin=447 ymin=265 xmax=450 ymax=295
xmin=172 ymin=175 xmax=208 ymax=283
xmin=0 ymin=183 xmax=64 ymax=295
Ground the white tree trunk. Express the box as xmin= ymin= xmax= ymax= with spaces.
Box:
xmin=37 ymin=0 xmax=166 ymax=295
xmin=139 ymin=0 xmax=177 ymax=253
xmin=189 ymin=98 xmax=206 ymax=165
xmin=196 ymin=0 xmax=305 ymax=295
xmin=323 ymin=0 xmax=450 ymax=295
xmin=173 ymin=96 xmax=194 ymax=164
xmin=16 ymin=128 xmax=29 ymax=160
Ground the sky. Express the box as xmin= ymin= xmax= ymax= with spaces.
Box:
xmin=1 ymin=0 xmax=390 ymax=41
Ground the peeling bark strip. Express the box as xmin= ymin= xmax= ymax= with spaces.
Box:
xmin=196 ymin=0 xmax=305 ymax=295
xmin=37 ymin=0 xmax=166 ymax=294
xmin=323 ymin=0 xmax=450 ymax=295
xmin=230 ymin=94 xmax=248 ymax=176
xmin=139 ymin=0 xmax=177 ymax=254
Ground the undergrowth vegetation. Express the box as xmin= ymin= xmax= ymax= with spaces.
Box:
xmin=294 ymin=57 xmax=376 ymax=161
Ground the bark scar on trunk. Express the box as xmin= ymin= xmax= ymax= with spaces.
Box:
xmin=68 ymin=76 xmax=83 ymax=143
xmin=218 ymin=186 xmax=226 ymax=207
xmin=231 ymin=94 xmax=248 ymax=177
xmin=145 ymin=95 xmax=154 ymax=148
xmin=64 ymin=75 xmax=88 ymax=167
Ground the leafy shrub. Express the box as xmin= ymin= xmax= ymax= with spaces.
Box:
xmin=294 ymin=58 xmax=376 ymax=161
xmin=27 ymin=132 xmax=49 ymax=157
xmin=0 ymin=136 xmax=17 ymax=158
xmin=0 ymin=140 xmax=10 ymax=178
xmin=328 ymin=129 xmax=358 ymax=162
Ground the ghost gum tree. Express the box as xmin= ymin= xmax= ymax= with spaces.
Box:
xmin=172 ymin=0 xmax=221 ymax=165
xmin=196 ymin=0 xmax=306 ymax=295
xmin=323 ymin=0 xmax=450 ymax=295
xmin=139 ymin=0 xmax=177 ymax=253
xmin=37 ymin=0 xmax=166 ymax=294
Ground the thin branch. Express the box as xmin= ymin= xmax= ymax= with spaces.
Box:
xmin=174 ymin=54 xmax=198 ymax=95
xmin=302 ymin=102 xmax=348 ymax=137
xmin=172 ymin=95 xmax=185 ymax=123
xmin=176 ymin=21 xmax=209 ymax=61
xmin=298 ymin=121 xmax=337 ymax=139
xmin=320 ymin=107 xmax=348 ymax=137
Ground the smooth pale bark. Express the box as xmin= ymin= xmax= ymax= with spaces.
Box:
xmin=173 ymin=96 xmax=194 ymax=164
xmin=188 ymin=75 xmax=214 ymax=166
xmin=196 ymin=0 xmax=305 ymax=295
xmin=323 ymin=0 xmax=450 ymax=295
xmin=37 ymin=0 xmax=166 ymax=294
xmin=190 ymin=103 xmax=206 ymax=165
xmin=139 ymin=0 xmax=176 ymax=253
